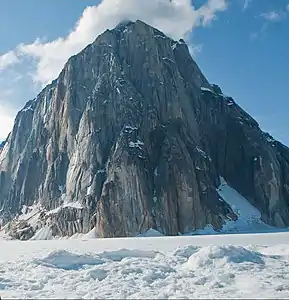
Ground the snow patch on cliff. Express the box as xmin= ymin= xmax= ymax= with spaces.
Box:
xmin=46 ymin=200 xmax=83 ymax=216
xmin=217 ymin=177 xmax=276 ymax=233
xmin=193 ymin=177 xmax=282 ymax=235
xmin=21 ymin=104 xmax=34 ymax=112
xmin=62 ymin=201 xmax=83 ymax=209
xmin=200 ymin=86 xmax=213 ymax=93
xmin=18 ymin=204 xmax=43 ymax=227
xmin=30 ymin=226 xmax=53 ymax=240
xmin=129 ymin=140 xmax=144 ymax=149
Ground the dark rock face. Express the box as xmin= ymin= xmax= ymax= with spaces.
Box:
xmin=0 ymin=20 xmax=288 ymax=239
xmin=0 ymin=140 xmax=6 ymax=156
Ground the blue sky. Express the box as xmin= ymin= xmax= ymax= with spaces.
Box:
xmin=0 ymin=0 xmax=288 ymax=145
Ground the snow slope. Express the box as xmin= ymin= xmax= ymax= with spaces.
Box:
xmin=1 ymin=233 xmax=289 ymax=299
xmin=217 ymin=177 xmax=280 ymax=233
xmin=188 ymin=177 xmax=287 ymax=236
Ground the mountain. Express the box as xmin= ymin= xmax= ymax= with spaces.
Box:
xmin=1 ymin=20 xmax=289 ymax=240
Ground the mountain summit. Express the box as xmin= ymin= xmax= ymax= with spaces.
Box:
xmin=1 ymin=20 xmax=289 ymax=239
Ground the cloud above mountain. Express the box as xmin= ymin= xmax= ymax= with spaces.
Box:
xmin=10 ymin=0 xmax=228 ymax=85
xmin=0 ymin=51 xmax=20 ymax=71
xmin=0 ymin=0 xmax=228 ymax=140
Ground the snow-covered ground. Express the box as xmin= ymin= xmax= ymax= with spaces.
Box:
xmin=1 ymin=232 xmax=289 ymax=299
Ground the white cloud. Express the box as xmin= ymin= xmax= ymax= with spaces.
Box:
xmin=189 ymin=44 xmax=204 ymax=57
xmin=4 ymin=0 xmax=228 ymax=86
xmin=243 ymin=0 xmax=252 ymax=11
xmin=260 ymin=11 xmax=285 ymax=22
xmin=0 ymin=105 xmax=15 ymax=140
xmin=0 ymin=0 xmax=228 ymax=138
xmin=253 ymin=4 xmax=289 ymax=40
xmin=0 ymin=51 xmax=20 ymax=71
xmin=0 ymin=67 xmax=35 ymax=140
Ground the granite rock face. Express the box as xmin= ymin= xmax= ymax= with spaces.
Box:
xmin=0 ymin=20 xmax=288 ymax=239
xmin=0 ymin=140 xmax=5 ymax=157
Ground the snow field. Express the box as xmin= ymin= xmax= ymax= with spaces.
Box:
xmin=1 ymin=233 xmax=289 ymax=299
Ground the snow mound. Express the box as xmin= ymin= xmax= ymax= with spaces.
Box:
xmin=184 ymin=245 xmax=264 ymax=269
xmin=99 ymin=249 xmax=158 ymax=261
xmin=84 ymin=228 xmax=98 ymax=239
xmin=87 ymin=269 xmax=108 ymax=281
xmin=172 ymin=245 xmax=200 ymax=258
xmin=34 ymin=250 xmax=105 ymax=270
xmin=0 ymin=229 xmax=12 ymax=240
xmin=35 ymin=248 xmax=158 ymax=271
xmin=30 ymin=226 xmax=52 ymax=240
xmin=66 ymin=228 xmax=99 ymax=240
xmin=137 ymin=228 xmax=164 ymax=237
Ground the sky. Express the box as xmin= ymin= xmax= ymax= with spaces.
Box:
xmin=0 ymin=0 xmax=288 ymax=145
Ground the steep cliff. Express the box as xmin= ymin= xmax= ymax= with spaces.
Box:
xmin=0 ymin=141 xmax=5 ymax=156
xmin=0 ymin=20 xmax=288 ymax=239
